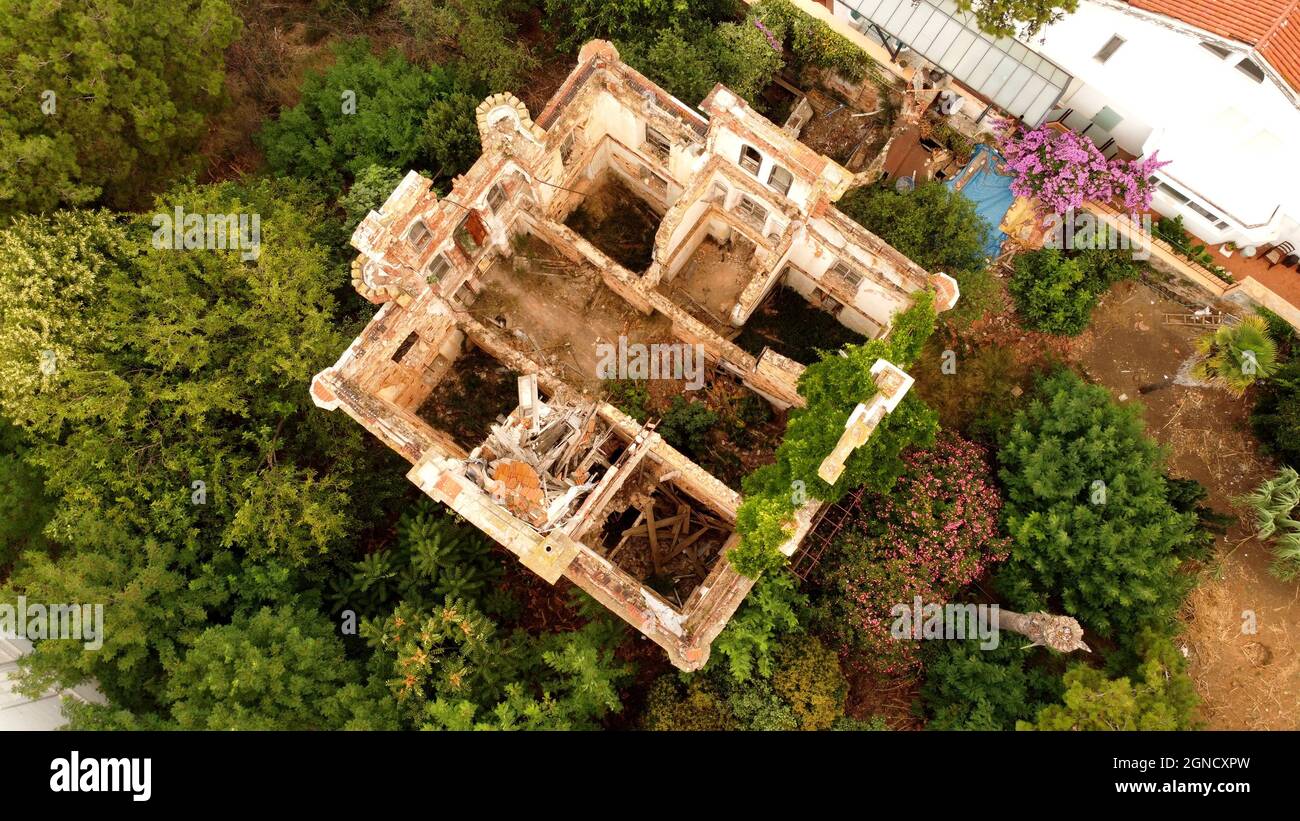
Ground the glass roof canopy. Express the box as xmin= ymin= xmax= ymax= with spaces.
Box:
xmin=838 ymin=0 xmax=1072 ymax=126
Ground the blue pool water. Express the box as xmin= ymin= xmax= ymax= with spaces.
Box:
xmin=947 ymin=145 xmax=1014 ymax=258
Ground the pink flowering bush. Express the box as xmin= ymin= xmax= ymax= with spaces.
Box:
xmin=997 ymin=120 xmax=1169 ymax=215
xmin=812 ymin=433 xmax=1010 ymax=676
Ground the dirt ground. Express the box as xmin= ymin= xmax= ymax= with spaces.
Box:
xmin=1068 ymin=280 xmax=1300 ymax=729
xmin=798 ymin=85 xmax=895 ymax=170
xmin=471 ymin=236 xmax=676 ymax=390
xmin=416 ymin=346 xmax=518 ymax=449
xmin=658 ymin=239 xmax=754 ymax=333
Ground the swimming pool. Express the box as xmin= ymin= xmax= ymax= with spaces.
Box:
xmin=947 ymin=144 xmax=1014 ymax=258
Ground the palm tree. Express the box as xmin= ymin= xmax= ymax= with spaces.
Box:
xmin=1191 ymin=314 xmax=1279 ymax=395
xmin=1241 ymin=467 xmax=1300 ymax=581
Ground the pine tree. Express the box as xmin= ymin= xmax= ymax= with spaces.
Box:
xmin=997 ymin=370 xmax=1196 ymax=644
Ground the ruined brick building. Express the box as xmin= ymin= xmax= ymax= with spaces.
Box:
xmin=311 ymin=40 xmax=959 ymax=670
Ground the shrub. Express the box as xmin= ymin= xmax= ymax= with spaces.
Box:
xmin=657 ymin=396 xmax=720 ymax=457
xmin=813 ymin=433 xmax=1010 ymax=674
xmin=1020 ymin=631 xmax=1199 ymax=730
xmin=771 ymin=636 xmax=847 ymax=730
xmin=1008 ymin=248 xmax=1095 ymax=335
xmin=920 ymin=639 xmax=1063 ymax=730
xmin=711 ymin=572 xmax=806 ymax=683
xmin=1251 ymin=360 xmax=1300 ymax=468
xmin=997 ymin=370 xmax=1197 ymax=643
xmin=642 ymin=677 xmax=737 ymax=731
xmin=1009 ymin=238 xmax=1140 ymax=335
xmin=997 ymin=121 xmax=1168 ymax=214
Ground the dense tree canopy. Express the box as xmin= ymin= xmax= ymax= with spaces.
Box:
xmin=0 ymin=180 xmax=408 ymax=709
xmin=996 ymin=370 xmax=1196 ymax=643
xmin=258 ymin=39 xmax=479 ymax=190
xmin=0 ymin=0 xmax=240 ymax=215
xmin=1020 ymin=632 xmax=1199 ymax=730
xmin=838 ymin=182 xmax=995 ymax=325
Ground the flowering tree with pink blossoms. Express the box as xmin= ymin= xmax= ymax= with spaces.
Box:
xmin=997 ymin=120 xmax=1169 ymax=215
xmin=813 ymin=434 xmax=1011 ymax=675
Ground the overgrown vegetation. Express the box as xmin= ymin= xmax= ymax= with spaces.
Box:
xmin=1008 ymin=236 xmax=1142 ymax=335
xmin=1241 ymin=468 xmax=1300 ymax=581
xmin=838 ymin=182 xmax=997 ymax=326
xmin=729 ymin=293 xmax=939 ymax=577
xmin=0 ymin=0 xmax=241 ymax=215
xmin=813 ymin=433 xmax=1010 ymax=675
xmin=996 ymin=370 xmax=1197 ymax=645
xmin=258 ymin=39 xmax=480 ymax=191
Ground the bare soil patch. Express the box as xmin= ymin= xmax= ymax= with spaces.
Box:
xmin=1069 ymin=280 xmax=1300 ymax=729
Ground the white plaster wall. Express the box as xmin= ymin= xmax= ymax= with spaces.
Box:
xmin=1028 ymin=0 xmax=1300 ymax=247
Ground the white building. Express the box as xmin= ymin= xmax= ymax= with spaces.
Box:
xmin=1027 ymin=0 xmax=1300 ymax=252
xmin=834 ymin=0 xmax=1300 ymax=252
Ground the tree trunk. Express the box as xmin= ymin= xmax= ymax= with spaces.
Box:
xmin=998 ymin=609 xmax=1090 ymax=653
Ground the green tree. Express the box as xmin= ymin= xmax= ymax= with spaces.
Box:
xmin=642 ymin=676 xmax=737 ymax=731
xmin=544 ymin=0 xmax=730 ymax=51
xmin=1008 ymin=248 xmax=1094 ymax=335
xmin=258 ymin=39 xmax=476 ymax=190
xmin=619 ymin=21 xmax=783 ymax=107
xmin=837 ymin=183 xmax=994 ymax=325
xmin=166 ymin=605 xmax=361 ymax=730
xmin=0 ymin=420 xmax=53 ymax=572
xmin=997 ymin=370 xmax=1196 ymax=643
xmin=750 ymin=0 xmax=877 ymax=81
xmin=0 ymin=181 xmax=407 ymax=709
xmin=362 ymin=598 xmax=631 ymax=730
xmin=1191 ymin=314 xmax=1280 ymax=396
xmin=1252 ymin=360 xmax=1300 ymax=469
xmin=398 ymin=0 xmax=537 ymax=91
xmin=1020 ymin=632 xmax=1199 ymax=730
xmin=341 ymin=164 xmax=407 ymax=230
xmin=771 ymin=636 xmax=847 ymax=731
xmin=0 ymin=0 xmax=240 ymax=215
xmin=955 ymin=0 xmax=1079 ymax=39
xmin=920 ymin=640 xmax=1063 ymax=730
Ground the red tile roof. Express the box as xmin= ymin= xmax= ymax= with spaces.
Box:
xmin=1126 ymin=1 xmax=1300 ymax=92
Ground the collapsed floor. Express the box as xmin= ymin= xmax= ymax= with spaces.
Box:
xmin=564 ymin=175 xmax=661 ymax=273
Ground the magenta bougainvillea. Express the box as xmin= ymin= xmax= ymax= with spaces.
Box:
xmin=996 ymin=120 xmax=1169 ymax=215
xmin=814 ymin=434 xmax=1011 ymax=676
